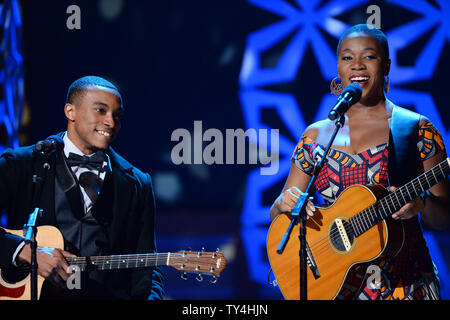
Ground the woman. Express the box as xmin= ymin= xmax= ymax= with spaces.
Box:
xmin=269 ymin=24 xmax=450 ymax=300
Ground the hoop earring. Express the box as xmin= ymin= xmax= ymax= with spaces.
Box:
xmin=384 ymin=76 xmax=390 ymax=94
xmin=330 ymin=77 xmax=343 ymax=96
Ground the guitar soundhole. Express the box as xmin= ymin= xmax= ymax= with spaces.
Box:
xmin=1 ymin=266 xmax=29 ymax=285
xmin=330 ymin=220 xmax=354 ymax=252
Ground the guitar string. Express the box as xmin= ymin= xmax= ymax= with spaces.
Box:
xmin=300 ymin=166 xmax=444 ymax=260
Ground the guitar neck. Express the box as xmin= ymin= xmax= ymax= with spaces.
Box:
xmin=66 ymin=253 xmax=169 ymax=271
xmin=351 ymin=158 xmax=450 ymax=237
xmin=65 ymin=250 xmax=226 ymax=278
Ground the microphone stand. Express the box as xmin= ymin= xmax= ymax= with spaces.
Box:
xmin=24 ymin=207 xmax=42 ymax=301
xmin=276 ymin=114 xmax=346 ymax=300
xmin=25 ymin=148 xmax=54 ymax=300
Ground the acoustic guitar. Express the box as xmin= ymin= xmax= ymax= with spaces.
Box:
xmin=0 ymin=225 xmax=227 ymax=300
xmin=267 ymin=158 xmax=449 ymax=300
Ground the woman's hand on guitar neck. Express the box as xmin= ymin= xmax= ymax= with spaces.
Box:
xmin=16 ymin=244 xmax=76 ymax=288
xmin=270 ymin=186 xmax=316 ymax=221
xmin=389 ymin=186 xmax=425 ymax=220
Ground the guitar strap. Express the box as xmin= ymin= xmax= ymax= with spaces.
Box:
xmin=387 ymin=104 xmax=421 ymax=187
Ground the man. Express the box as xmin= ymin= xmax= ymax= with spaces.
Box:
xmin=0 ymin=76 xmax=164 ymax=299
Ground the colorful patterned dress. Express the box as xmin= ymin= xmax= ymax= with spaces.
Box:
xmin=291 ymin=120 xmax=445 ymax=300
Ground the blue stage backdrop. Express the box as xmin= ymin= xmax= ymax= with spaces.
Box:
xmin=1 ymin=0 xmax=449 ymax=300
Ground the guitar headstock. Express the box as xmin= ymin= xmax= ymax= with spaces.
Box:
xmin=169 ymin=248 xmax=227 ymax=283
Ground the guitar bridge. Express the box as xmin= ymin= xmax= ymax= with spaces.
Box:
xmin=306 ymin=241 xmax=320 ymax=279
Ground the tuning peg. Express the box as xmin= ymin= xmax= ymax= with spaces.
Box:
xmin=183 ymin=247 xmax=192 ymax=254
xmin=181 ymin=272 xmax=188 ymax=280
xmin=196 ymin=273 xmax=203 ymax=282
xmin=210 ymin=276 xmax=217 ymax=284
xmin=182 ymin=248 xmax=191 ymax=257
xmin=197 ymin=247 xmax=205 ymax=257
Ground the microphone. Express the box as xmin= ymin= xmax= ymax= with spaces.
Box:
xmin=328 ymin=83 xmax=362 ymax=120
xmin=34 ymin=136 xmax=64 ymax=155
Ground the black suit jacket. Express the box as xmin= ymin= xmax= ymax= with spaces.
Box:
xmin=0 ymin=133 xmax=164 ymax=300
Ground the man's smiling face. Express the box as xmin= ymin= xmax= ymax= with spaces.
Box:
xmin=64 ymin=86 xmax=123 ymax=155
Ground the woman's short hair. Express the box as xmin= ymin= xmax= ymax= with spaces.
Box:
xmin=336 ymin=24 xmax=389 ymax=61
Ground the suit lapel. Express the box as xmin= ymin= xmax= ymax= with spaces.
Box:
xmin=106 ymin=148 xmax=137 ymax=243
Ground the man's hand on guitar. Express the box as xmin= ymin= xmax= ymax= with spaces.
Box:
xmin=272 ymin=186 xmax=315 ymax=220
xmin=16 ymin=244 xmax=76 ymax=288
xmin=389 ymin=186 xmax=425 ymax=220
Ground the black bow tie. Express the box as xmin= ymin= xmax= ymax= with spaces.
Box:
xmin=66 ymin=152 xmax=106 ymax=171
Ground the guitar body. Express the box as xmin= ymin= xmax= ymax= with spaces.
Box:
xmin=0 ymin=226 xmax=64 ymax=300
xmin=267 ymin=184 xmax=404 ymax=300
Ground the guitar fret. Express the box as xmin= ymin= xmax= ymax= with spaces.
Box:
xmin=412 ymin=179 xmax=421 ymax=198
xmin=393 ymin=191 xmax=401 ymax=208
xmin=350 ymin=217 xmax=357 ymax=236
xmin=405 ymin=185 xmax=412 ymax=202
xmin=367 ymin=210 xmax=373 ymax=227
xmin=363 ymin=212 xmax=370 ymax=230
xmin=387 ymin=194 xmax=397 ymax=212
xmin=399 ymin=187 xmax=407 ymax=204
xmin=360 ymin=212 xmax=367 ymax=232
xmin=355 ymin=214 xmax=363 ymax=234
xmin=417 ymin=177 xmax=424 ymax=193
xmin=371 ymin=207 xmax=377 ymax=223
xmin=431 ymin=168 xmax=438 ymax=184
xmin=372 ymin=206 xmax=380 ymax=223
xmin=371 ymin=206 xmax=379 ymax=223
xmin=367 ymin=207 xmax=376 ymax=227
xmin=367 ymin=208 xmax=373 ymax=225
xmin=379 ymin=199 xmax=387 ymax=219
xmin=439 ymin=163 xmax=445 ymax=180
xmin=349 ymin=218 xmax=357 ymax=236
xmin=356 ymin=215 xmax=363 ymax=235
xmin=423 ymin=173 xmax=432 ymax=190
xmin=361 ymin=213 xmax=368 ymax=232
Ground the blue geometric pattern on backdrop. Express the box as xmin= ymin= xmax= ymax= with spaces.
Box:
xmin=0 ymin=0 xmax=24 ymax=153
xmin=239 ymin=0 xmax=450 ymax=299
xmin=0 ymin=0 xmax=25 ymax=228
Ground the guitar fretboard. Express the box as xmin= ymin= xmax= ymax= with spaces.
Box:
xmin=349 ymin=158 xmax=449 ymax=237
xmin=66 ymin=253 xmax=170 ymax=271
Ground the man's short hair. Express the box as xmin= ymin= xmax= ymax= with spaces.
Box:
xmin=66 ymin=76 xmax=123 ymax=106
